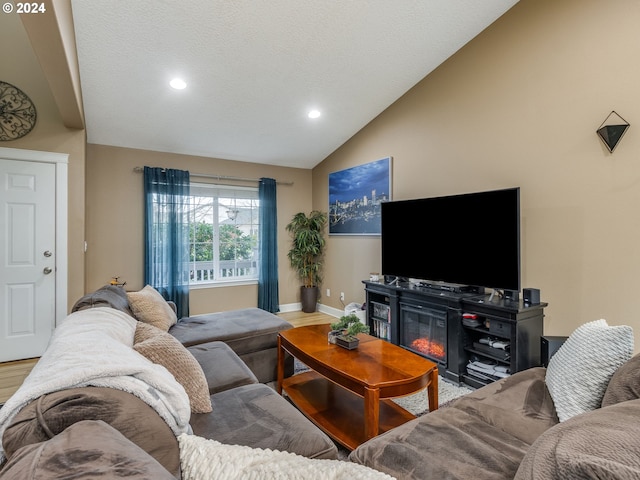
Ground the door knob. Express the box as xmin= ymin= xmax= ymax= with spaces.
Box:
xmin=43 ymin=267 xmax=52 ymax=275
xmin=43 ymin=251 xmax=52 ymax=257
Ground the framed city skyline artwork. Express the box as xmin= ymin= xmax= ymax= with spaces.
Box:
xmin=328 ymin=156 xmax=392 ymax=235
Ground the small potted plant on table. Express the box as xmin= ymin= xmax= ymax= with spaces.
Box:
xmin=329 ymin=313 xmax=370 ymax=350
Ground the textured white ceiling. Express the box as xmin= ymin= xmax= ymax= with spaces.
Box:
xmin=71 ymin=0 xmax=518 ymax=168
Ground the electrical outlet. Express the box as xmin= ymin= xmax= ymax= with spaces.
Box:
xmin=340 ymin=292 xmax=345 ymax=301
xmin=326 ymin=289 xmax=331 ymax=297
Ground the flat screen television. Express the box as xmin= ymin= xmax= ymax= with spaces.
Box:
xmin=381 ymin=187 xmax=521 ymax=292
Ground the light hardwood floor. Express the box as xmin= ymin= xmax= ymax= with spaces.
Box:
xmin=0 ymin=358 xmax=38 ymax=404
xmin=0 ymin=310 xmax=335 ymax=404
xmin=278 ymin=310 xmax=334 ymax=328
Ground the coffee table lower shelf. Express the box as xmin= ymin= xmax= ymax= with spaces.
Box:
xmin=282 ymin=370 xmax=417 ymax=451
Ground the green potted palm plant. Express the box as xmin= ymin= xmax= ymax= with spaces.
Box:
xmin=286 ymin=210 xmax=327 ymax=313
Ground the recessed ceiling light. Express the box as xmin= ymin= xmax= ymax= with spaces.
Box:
xmin=170 ymin=78 xmax=187 ymax=90
xmin=308 ymin=109 xmax=321 ymax=119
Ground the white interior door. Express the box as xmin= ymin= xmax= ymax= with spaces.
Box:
xmin=0 ymin=158 xmax=57 ymax=362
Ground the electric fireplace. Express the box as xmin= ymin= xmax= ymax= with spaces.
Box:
xmin=400 ymin=303 xmax=447 ymax=365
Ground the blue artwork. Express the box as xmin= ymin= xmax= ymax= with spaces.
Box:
xmin=329 ymin=157 xmax=392 ymax=235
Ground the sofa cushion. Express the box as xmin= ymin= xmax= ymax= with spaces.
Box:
xmin=236 ymin=346 xmax=294 ymax=384
xmin=545 ymin=319 xmax=633 ymax=422
xmin=169 ymin=308 xmax=292 ymax=353
xmin=127 ymin=285 xmax=177 ymax=331
xmin=70 ymin=285 xmax=133 ymax=317
xmin=187 ymin=341 xmax=258 ymax=394
xmin=350 ymin=401 xmax=531 ymax=480
xmin=189 ymin=383 xmax=337 ymax=460
xmin=349 ymin=367 xmax=558 ymax=480
xmin=602 ymin=353 xmax=640 ymax=407
xmin=1 ymin=387 xmax=180 ymax=477
xmin=0 ymin=420 xmax=175 ymax=479
xmin=452 ymin=367 xmax=558 ymax=445
xmin=514 ymin=398 xmax=640 ymax=480
xmin=134 ymin=322 xmax=212 ymax=414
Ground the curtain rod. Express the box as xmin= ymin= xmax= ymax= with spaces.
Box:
xmin=133 ymin=166 xmax=293 ymax=186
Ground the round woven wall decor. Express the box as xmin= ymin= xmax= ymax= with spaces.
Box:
xmin=0 ymin=80 xmax=37 ymax=141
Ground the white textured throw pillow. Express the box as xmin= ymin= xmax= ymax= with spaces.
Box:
xmin=178 ymin=434 xmax=395 ymax=480
xmin=546 ymin=319 xmax=633 ymax=422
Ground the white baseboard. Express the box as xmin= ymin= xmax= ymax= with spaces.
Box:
xmin=278 ymin=303 xmax=301 ymax=313
xmin=278 ymin=302 xmax=341 ymax=319
xmin=317 ymin=303 xmax=342 ymax=318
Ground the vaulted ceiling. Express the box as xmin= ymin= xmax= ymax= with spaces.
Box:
xmin=71 ymin=0 xmax=519 ymax=168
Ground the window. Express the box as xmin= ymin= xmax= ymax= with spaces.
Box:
xmin=188 ymin=183 xmax=260 ymax=285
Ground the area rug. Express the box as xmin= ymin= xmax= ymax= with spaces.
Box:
xmin=290 ymin=359 xmax=473 ymax=416
xmin=267 ymin=360 xmax=474 ymax=461
xmin=392 ymin=377 xmax=473 ymax=416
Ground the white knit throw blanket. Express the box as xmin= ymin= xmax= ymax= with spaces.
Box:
xmin=178 ymin=434 xmax=396 ymax=480
xmin=0 ymin=307 xmax=191 ymax=463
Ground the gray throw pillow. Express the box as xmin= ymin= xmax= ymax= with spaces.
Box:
xmin=601 ymin=353 xmax=640 ymax=407
xmin=0 ymin=420 xmax=175 ymax=479
xmin=514 ymin=399 xmax=640 ymax=480
xmin=70 ymin=284 xmax=134 ymax=316
xmin=2 ymin=387 xmax=180 ymax=476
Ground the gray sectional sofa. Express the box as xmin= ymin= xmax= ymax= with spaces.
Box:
xmin=0 ymin=285 xmax=337 ymax=478
xmin=4 ymin=286 xmax=639 ymax=480
xmin=169 ymin=307 xmax=293 ymax=384
xmin=350 ymin=320 xmax=640 ymax=480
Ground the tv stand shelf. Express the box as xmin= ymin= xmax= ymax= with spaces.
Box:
xmin=363 ymin=280 xmax=547 ymax=388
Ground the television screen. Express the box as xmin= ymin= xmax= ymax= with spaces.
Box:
xmin=381 ymin=187 xmax=521 ymax=292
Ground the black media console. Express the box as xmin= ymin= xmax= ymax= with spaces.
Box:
xmin=363 ymin=280 xmax=547 ymax=388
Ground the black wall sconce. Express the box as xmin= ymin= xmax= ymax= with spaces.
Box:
xmin=597 ymin=111 xmax=630 ymax=153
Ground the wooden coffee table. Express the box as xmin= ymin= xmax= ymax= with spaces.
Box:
xmin=277 ymin=323 xmax=438 ymax=450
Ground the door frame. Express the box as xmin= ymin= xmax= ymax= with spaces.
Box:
xmin=0 ymin=147 xmax=68 ymax=327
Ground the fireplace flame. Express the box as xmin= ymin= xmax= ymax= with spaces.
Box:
xmin=410 ymin=338 xmax=445 ymax=359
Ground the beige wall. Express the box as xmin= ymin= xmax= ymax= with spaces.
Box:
xmin=7 ymin=0 xmax=640 ymax=352
xmin=1 ymin=8 xmax=86 ymax=310
xmin=314 ymin=0 xmax=640 ymax=350
xmin=85 ymin=144 xmax=312 ymax=314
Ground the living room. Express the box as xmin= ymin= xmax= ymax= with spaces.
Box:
xmin=2 ymin=0 xmax=640 ymax=355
